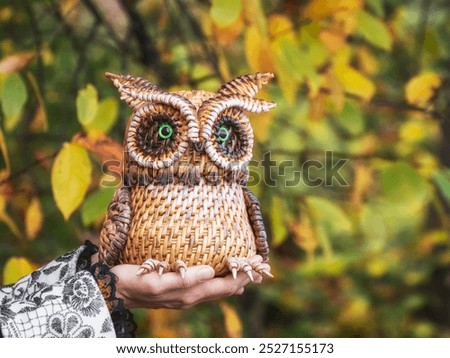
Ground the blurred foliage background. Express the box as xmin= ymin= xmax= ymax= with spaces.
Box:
xmin=0 ymin=0 xmax=449 ymax=338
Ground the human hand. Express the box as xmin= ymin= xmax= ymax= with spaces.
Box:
xmin=109 ymin=257 xmax=264 ymax=310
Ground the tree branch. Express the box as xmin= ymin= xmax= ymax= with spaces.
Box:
xmin=173 ymin=0 xmax=224 ymax=83
xmin=0 ymin=151 xmax=58 ymax=187
xmin=80 ymin=0 xmax=127 ymax=51
xmin=118 ymin=0 xmax=176 ymax=86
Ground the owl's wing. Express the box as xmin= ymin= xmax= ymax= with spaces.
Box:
xmin=243 ymin=187 xmax=269 ymax=263
xmin=99 ymin=186 xmax=131 ymax=266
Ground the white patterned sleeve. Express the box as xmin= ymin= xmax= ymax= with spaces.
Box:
xmin=0 ymin=245 xmax=116 ymax=338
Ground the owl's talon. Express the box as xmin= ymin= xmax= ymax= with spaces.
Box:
xmin=137 ymin=258 xmax=161 ymax=276
xmin=253 ymin=262 xmax=273 ymax=279
xmin=231 ymin=267 xmax=237 ymax=280
xmin=171 ymin=260 xmax=187 ymax=279
xmin=262 ymin=269 xmax=274 ymax=279
xmin=136 ymin=267 xmax=146 ymax=276
xmin=226 ymin=257 xmax=240 ymax=279
xmin=226 ymin=256 xmax=273 ymax=280
xmin=157 ymin=261 xmax=169 ymax=276
xmin=241 ymin=262 xmax=254 ymax=282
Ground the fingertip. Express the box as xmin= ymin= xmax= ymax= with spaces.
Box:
xmin=252 ymin=272 xmax=263 ymax=284
xmin=195 ymin=266 xmax=215 ymax=281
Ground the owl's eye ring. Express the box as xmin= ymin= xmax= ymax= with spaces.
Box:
xmin=217 ymin=125 xmax=231 ymax=143
xmin=158 ymin=123 xmax=174 ymax=139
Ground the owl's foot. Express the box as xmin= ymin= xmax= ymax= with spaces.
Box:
xmin=136 ymin=259 xmax=187 ymax=278
xmin=226 ymin=256 xmax=273 ymax=281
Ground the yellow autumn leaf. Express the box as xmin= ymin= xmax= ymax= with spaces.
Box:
xmin=212 ymin=16 xmax=244 ymax=47
xmin=399 ymin=120 xmax=427 ymax=143
xmin=268 ymin=14 xmax=294 ymax=39
xmin=303 ymin=0 xmax=338 ymax=20
xmin=51 ymin=142 xmax=92 ymax=220
xmin=319 ymin=29 xmax=346 ymax=53
xmin=334 ymin=5 xmax=361 ymax=35
xmin=250 ymin=111 xmax=274 ymax=143
xmin=351 ymin=163 xmax=373 ymax=209
xmin=0 ymin=126 xmax=10 ymax=180
xmin=304 ymin=0 xmax=361 ymax=21
xmin=293 ymin=212 xmax=318 ymax=262
xmin=220 ymin=303 xmax=242 ymax=338
xmin=242 ymin=0 xmax=267 ymax=35
xmin=147 ymin=309 xmax=184 ymax=338
xmin=3 ymin=256 xmax=35 ymax=285
xmin=338 ymin=297 xmax=370 ymax=324
xmin=245 ymin=25 xmax=274 ymax=73
xmin=334 ymin=45 xmax=352 ymax=66
xmin=366 ymin=257 xmax=389 ymax=277
xmin=357 ymin=47 xmax=380 ymax=75
xmin=0 ymin=195 xmax=22 ymax=238
xmin=405 ymin=72 xmax=441 ymax=107
xmin=323 ymin=68 xmax=345 ymax=111
xmin=334 ymin=63 xmax=376 ymax=101
xmin=25 ymin=197 xmax=43 ymax=240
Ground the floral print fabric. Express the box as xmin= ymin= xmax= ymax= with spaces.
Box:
xmin=0 ymin=244 xmax=115 ymax=338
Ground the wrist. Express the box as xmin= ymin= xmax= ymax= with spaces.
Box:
xmin=89 ymin=262 xmax=137 ymax=337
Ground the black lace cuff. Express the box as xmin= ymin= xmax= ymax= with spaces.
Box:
xmin=77 ymin=241 xmax=137 ymax=338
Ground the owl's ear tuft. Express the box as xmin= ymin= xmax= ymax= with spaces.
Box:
xmin=105 ymin=72 xmax=161 ymax=109
xmin=218 ymin=72 xmax=275 ymax=98
xmin=106 ymin=72 xmax=157 ymax=89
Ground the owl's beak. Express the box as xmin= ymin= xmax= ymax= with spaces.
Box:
xmin=193 ymin=141 xmax=205 ymax=153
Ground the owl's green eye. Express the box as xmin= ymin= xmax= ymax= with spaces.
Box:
xmin=158 ymin=123 xmax=173 ymax=139
xmin=217 ymin=125 xmax=231 ymax=143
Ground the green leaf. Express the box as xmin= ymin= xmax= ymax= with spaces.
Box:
xmin=81 ymin=187 xmax=116 ymax=226
xmin=306 ymin=197 xmax=353 ymax=239
xmin=83 ymin=97 xmax=119 ymax=133
xmin=0 ymin=72 xmax=28 ymax=131
xmin=365 ymin=0 xmax=385 ymax=17
xmin=433 ymin=170 xmax=450 ymax=205
xmin=380 ymin=162 xmax=430 ymax=207
xmin=76 ymin=84 xmax=98 ymax=127
xmin=210 ymin=0 xmax=242 ymax=28
xmin=51 ymin=142 xmax=92 ymax=220
xmin=360 ymin=204 xmax=386 ymax=252
xmin=275 ymin=37 xmax=306 ymax=83
xmin=271 ymin=129 xmax=305 ymax=152
xmin=337 ymin=101 xmax=365 ymax=136
xmin=270 ymin=195 xmax=288 ymax=247
xmin=357 ymin=10 xmax=393 ymax=51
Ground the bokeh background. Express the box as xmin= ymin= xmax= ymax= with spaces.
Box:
xmin=0 ymin=0 xmax=449 ymax=338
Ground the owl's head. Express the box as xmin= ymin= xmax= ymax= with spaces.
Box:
xmin=106 ymin=72 xmax=276 ymax=186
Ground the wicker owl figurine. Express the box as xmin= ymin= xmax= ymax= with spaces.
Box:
xmin=98 ymin=72 xmax=276 ymax=280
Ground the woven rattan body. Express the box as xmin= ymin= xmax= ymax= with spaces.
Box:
xmin=121 ymin=182 xmax=256 ymax=275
